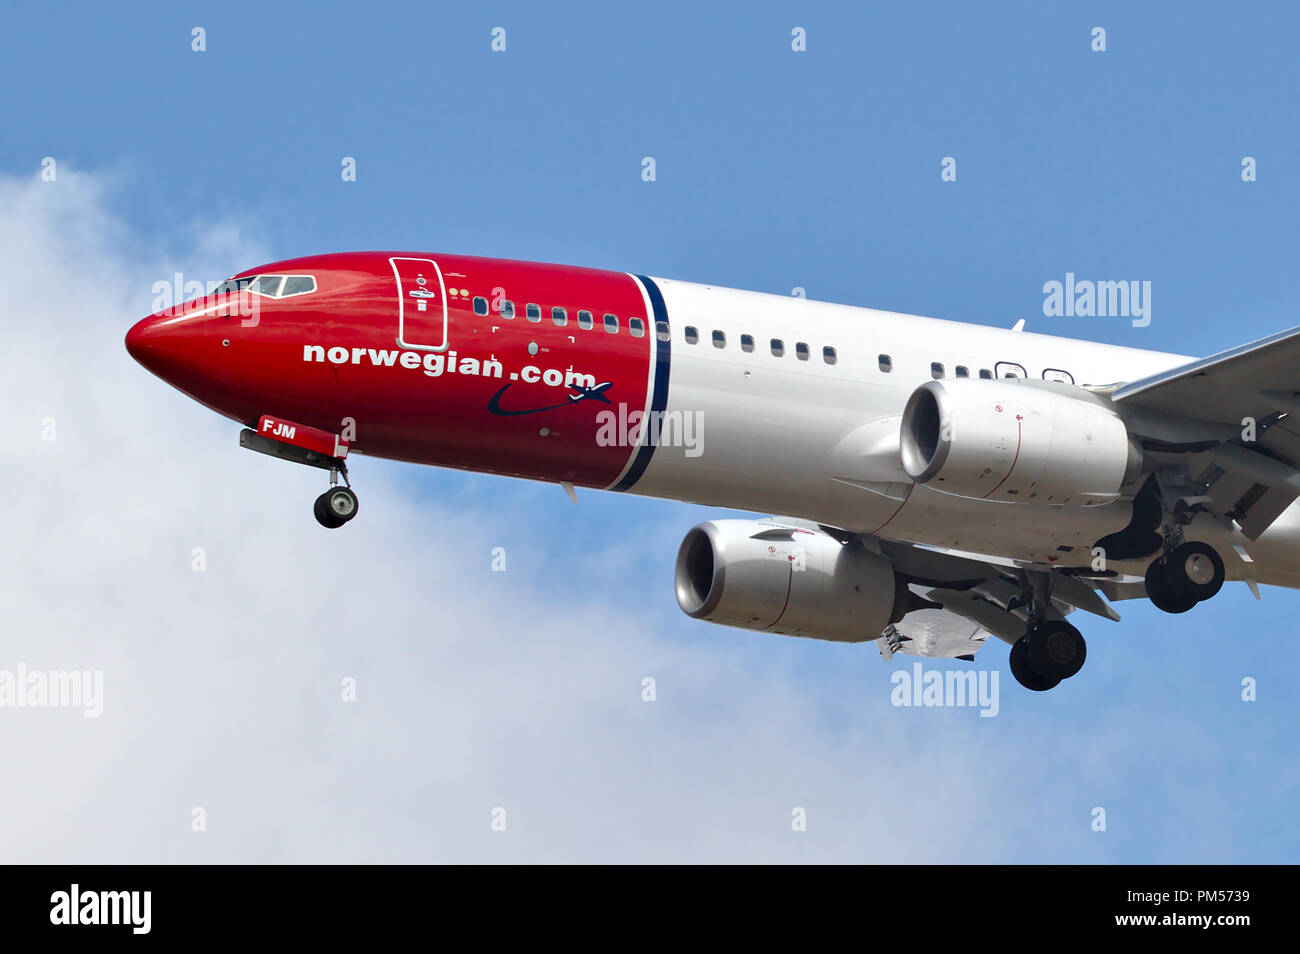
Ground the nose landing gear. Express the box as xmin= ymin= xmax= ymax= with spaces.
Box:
xmin=237 ymin=419 xmax=360 ymax=530
xmin=311 ymin=458 xmax=359 ymax=529
xmin=314 ymin=483 xmax=359 ymax=529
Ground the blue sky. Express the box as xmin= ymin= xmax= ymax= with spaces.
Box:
xmin=2 ymin=1 xmax=1298 ymax=862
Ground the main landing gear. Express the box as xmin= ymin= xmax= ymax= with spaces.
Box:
xmin=1143 ymin=541 xmax=1225 ymax=613
xmin=1006 ymin=571 xmax=1087 ymax=692
xmin=1134 ymin=476 xmax=1227 ymax=614
xmin=1010 ymin=619 xmax=1087 ymax=692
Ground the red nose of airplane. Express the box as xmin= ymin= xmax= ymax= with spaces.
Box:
xmin=124 ymin=310 xmax=214 ymax=395
xmin=123 ymin=315 xmax=152 ymax=364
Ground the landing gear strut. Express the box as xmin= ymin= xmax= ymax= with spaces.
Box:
xmin=1007 ymin=571 xmax=1088 ymax=691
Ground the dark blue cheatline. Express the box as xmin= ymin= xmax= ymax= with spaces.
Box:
xmin=612 ymin=275 xmax=672 ymax=491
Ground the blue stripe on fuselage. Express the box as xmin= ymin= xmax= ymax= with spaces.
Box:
xmin=612 ymin=275 xmax=672 ymax=491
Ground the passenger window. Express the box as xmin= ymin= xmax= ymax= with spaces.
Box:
xmin=741 ymin=334 xmax=754 ymax=353
xmin=685 ymin=326 xmax=699 ymax=344
xmin=551 ymin=306 xmax=567 ymax=326
xmin=879 ymin=354 xmax=892 ymax=372
xmin=931 ymin=362 xmax=944 ymax=379
xmin=500 ymin=300 xmax=515 ymax=319
xmin=250 ymin=275 xmax=283 ymax=297
xmin=823 ymin=346 xmax=837 ymax=365
xmin=473 ymin=296 xmax=489 ymax=316
xmin=713 ymin=330 xmax=726 ymax=348
xmin=604 ymin=313 xmax=618 ymax=333
xmin=526 ymin=303 xmax=541 ymax=322
xmin=979 ymin=368 xmax=993 ymax=379
xmin=955 ymin=365 xmax=969 ymax=378
xmin=629 ymin=317 xmax=645 ymax=337
xmin=656 ymin=320 xmax=670 ymax=341
xmin=577 ymin=310 xmax=593 ymax=329
xmin=771 ymin=338 xmax=785 ymax=357
xmin=281 ymin=276 xmax=316 ymax=297
xmin=795 ymin=342 xmax=809 ymax=361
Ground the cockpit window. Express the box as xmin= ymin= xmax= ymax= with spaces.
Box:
xmin=211 ymin=277 xmax=255 ymax=295
xmin=214 ymin=274 xmax=317 ymax=299
xmin=250 ymin=275 xmax=284 ymax=297
xmin=279 ymin=276 xmax=316 ymax=297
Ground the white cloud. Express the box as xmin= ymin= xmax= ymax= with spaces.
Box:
xmin=1 ymin=170 xmax=1259 ymax=863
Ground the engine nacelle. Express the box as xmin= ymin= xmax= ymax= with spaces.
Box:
xmin=674 ymin=519 xmax=905 ymax=642
xmin=899 ymin=378 xmax=1141 ymax=506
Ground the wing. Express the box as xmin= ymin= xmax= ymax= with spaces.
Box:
xmin=1111 ymin=325 xmax=1300 ymax=424
xmin=1110 ymin=325 xmax=1300 ymax=539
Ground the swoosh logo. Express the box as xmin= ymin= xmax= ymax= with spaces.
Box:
xmin=487 ymin=381 xmax=613 ymax=416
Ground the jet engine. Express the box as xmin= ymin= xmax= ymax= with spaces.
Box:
xmin=898 ymin=378 xmax=1142 ymax=506
xmin=674 ymin=519 xmax=912 ymax=641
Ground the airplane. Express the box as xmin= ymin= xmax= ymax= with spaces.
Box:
xmin=124 ymin=251 xmax=1300 ymax=692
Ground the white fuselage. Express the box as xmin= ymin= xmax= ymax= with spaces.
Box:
xmin=628 ymin=277 xmax=1300 ymax=588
